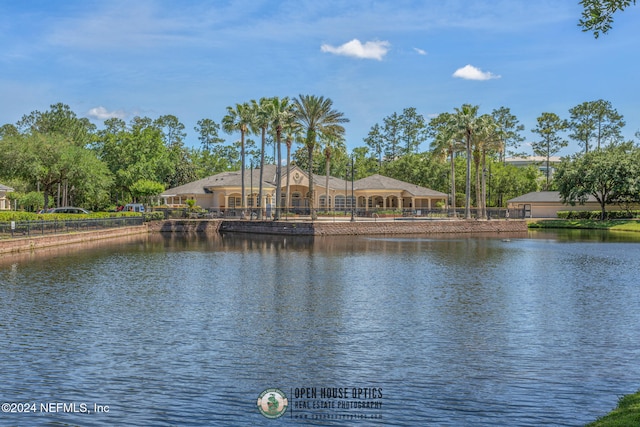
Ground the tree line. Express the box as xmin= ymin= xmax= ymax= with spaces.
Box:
xmin=0 ymin=98 xmax=638 ymax=219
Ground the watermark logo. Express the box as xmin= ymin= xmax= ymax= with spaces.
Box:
xmin=257 ymin=388 xmax=288 ymax=419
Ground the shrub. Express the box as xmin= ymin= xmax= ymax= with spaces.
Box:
xmin=557 ymin=210 xmax=640 ymax=220
xmin=0 ymin=211 xmax=144 ymax=222
xmin=143 ymin=211 xmax=165 ymax=221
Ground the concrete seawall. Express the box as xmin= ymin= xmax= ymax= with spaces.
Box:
xmin=1 ymin=219 xmax=527 ymax=256
xmin=217 ymin=219 xmax=527 ymax=235
xmin=147 ymin=219 xmax=222 ymax=233
xmin=0 ymin=225 xmax=149 ymax=255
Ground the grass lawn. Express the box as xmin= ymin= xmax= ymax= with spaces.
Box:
xmin=587 ymin=391 xmax=640 ymax=427
xmin=528 ymin=219 xmax=640 ymax=232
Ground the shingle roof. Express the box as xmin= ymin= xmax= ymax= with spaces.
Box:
xmin=162 ymin=166 xmax=446 ymax=197
xmin=0 ymin=183 xmax=15 ymax=192
xmin=355 ymin=174 xmax=447 ymax=197
xmin=508 ymin=191 xmax=598 ymax=203
xmin=161 ymin=171 xmax=275 ymax=196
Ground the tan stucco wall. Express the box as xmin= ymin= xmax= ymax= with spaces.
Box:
xmin=509 ymin=202 xmax=607 ymax=218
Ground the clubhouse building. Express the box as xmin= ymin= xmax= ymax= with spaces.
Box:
xmin=161 ymin=165 xmax=448 ymax=216
xmin=0 ymin=183 xmax=14 ymax=210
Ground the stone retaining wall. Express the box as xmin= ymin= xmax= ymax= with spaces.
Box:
xmin=147 ymin=219 xmax=222 ymax=233
xmin=218 ymin=219 xmax=527 ymax=235
xmin=0 ymin=225 xmax=149 ymax=255
xmin=0 ymin=220 xmax=527 ymax=256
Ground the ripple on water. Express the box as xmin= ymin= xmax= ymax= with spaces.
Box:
xmin=0 ymin=233 xmax=638 ymax=426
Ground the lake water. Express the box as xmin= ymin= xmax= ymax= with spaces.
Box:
xmin=1 ymin=230 xmax=639 ymax=426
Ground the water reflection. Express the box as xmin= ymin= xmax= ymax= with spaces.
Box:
xmin=0 ymin=230 xmax=639 ymax=426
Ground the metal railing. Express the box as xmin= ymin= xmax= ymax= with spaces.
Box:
xmin=0 ymin=216 xmax=145 ymax=239
xmin=169 ymin=207 xmax=526 ymax=221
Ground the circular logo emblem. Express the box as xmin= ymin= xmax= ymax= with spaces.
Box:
xmin=257 ymin=388 xmax=288 ymax=419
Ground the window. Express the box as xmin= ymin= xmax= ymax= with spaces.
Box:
xmin=335 ymin=196 xmax=354 ymax=209
xmin=291 ymin=192 xmax=302 ymax=207
xmin=319 ymin=195 xmax=331 ymax=209
xmin=229 ymin=197 xmax=241 ymax=208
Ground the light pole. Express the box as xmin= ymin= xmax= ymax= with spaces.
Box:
xmin=350 ymin=156 xmax=356 ymax=222
xmin=250 ymin=160 xmax=254 ymax=220
xmin=345 ymin=166 xmax=348 ymax=217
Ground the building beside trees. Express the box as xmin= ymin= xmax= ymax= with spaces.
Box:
xmin=160 ymin=164 xmax=448 ymax=216
xmin=0 ymin=183 xmax=14 ymax=210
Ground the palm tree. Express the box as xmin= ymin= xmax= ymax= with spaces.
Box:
xmin=452 ymin=104 xmax=480 ymax=219
xmin=222 ymin=102 xmax=254 ymax=213
xmin=320 ymin=134 xmax=346 ymax=214
xmin=283 ymin=121 xmax=302 ymax=213
xmin=292 ymin=94 xmax=349 ymax=220
xmin=473 ymin=115 xmax=499 ymax=219
xmin=428 ymin=112 xmax=464 ymax=217
xmin=251 ymin=98 xmax=271 ymax=218
xmin=268 ymin=97 xmax=295 ymax=220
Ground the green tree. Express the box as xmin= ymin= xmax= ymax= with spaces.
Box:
xmin=251 ymin=98 xmax=272 ymax=216
xmin=364 ymin=123 xmax=384 ymax=171
xmin=165 ymin=145 xmax=197 ymax=189
xmin=283 ymin=118 xmax=302 ymax=211
xmin=18 ymin=191 xmax=46 ymax=212
xmin=0 ymin=132 xmax=110 ymax=209
xmin=153 ymin=115 xmax=197 ymax=189
xmin=383 ymin=152 xmax=448 ymax=195
xmin=194 ymin=118 xmax=225 ymax=151
xmin=451 ymin=104 xmax=480 ymax=219
xmin=190 ymin=147 xmax=232 ymax=178
xmin=428 ymin=112 xmax=465 ymax=215
xmin=490 ymin=163 xmax=541 ymax=206
xmin=0 ymin=124 xmax=19 ymax=139
xmin=363 ymin=107 xmax=428 ymax=166
xmin=130 ymin=179 xmax=165 ymax=205
xmin=64 ymin=146 xmax=113 ymax=209
xmin=94 ymin=116 xmax=172 ymax=202
xmin=568 ymin=99 xmax=625 ymax=153
xmin=473 ymin=114 xmax=501 ymax=219
xmin=399 ymin=107 xmax=428 ymax=155
xmin=555 ymin=144 xmax=639 ymax=219
xmin=293 ymin=95 xmax=349 ymax=219
xmin=351 ymin=146 xmax=380 ymax=179
xmin=222 ymin=102 xmax=255 ymax=210
xmin=382 ymin=112 xmax=402 ymax=161
xmin=531 ymin=112 xmax=569 ymax=189
xmin=17 ymin=102 xmax=96 ymax=147
xmin=268 ymin=97 xmax=295 ymax=219
xmin=320 ymin=134 xmax=347 ymax=213
xmin=579 ymin=0 xmax=636 ymax=38
xmin=491 ymin=107 xmax=525 ymax=162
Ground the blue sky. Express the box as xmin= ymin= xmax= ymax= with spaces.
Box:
xmin=2 ymin=0 xmax=639 ymax=156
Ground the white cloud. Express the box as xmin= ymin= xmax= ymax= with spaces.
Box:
xmin=413 ymin=47 xmax=427 ymax=55
xmin=452 ymin=64 xmax=501 ymax=81
xmin=87 ymin=106 xmax=127 ymax=121
xmin=320 ymin=39 xmax=390 ymax=60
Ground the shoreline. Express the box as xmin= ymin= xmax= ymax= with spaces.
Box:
xmin=586 ymin=390 xmax=640 ymax=426
xmin=7 ymin=218 xmax=640 ymax=257
xmin=0 ymin=225 xmax=149 ymax=256
xmin=528 ymin=219 xmax=640 ymax=232
xmin=1 ymin=219 xmax=526 ymax=256
xmin=149 ymin=218 xmax=528 ymax=235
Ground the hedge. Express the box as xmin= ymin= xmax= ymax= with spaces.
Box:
xmin=0 ymin=211 xmax=143 ymax=222
xmin=557 ymin=210 xmax=640 ymax=220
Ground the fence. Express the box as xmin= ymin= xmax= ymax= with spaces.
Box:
xmin=0 ymin=216 xmax=145 ymax=239
xmin=161 ymin=207 xmax=526 ymax=221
